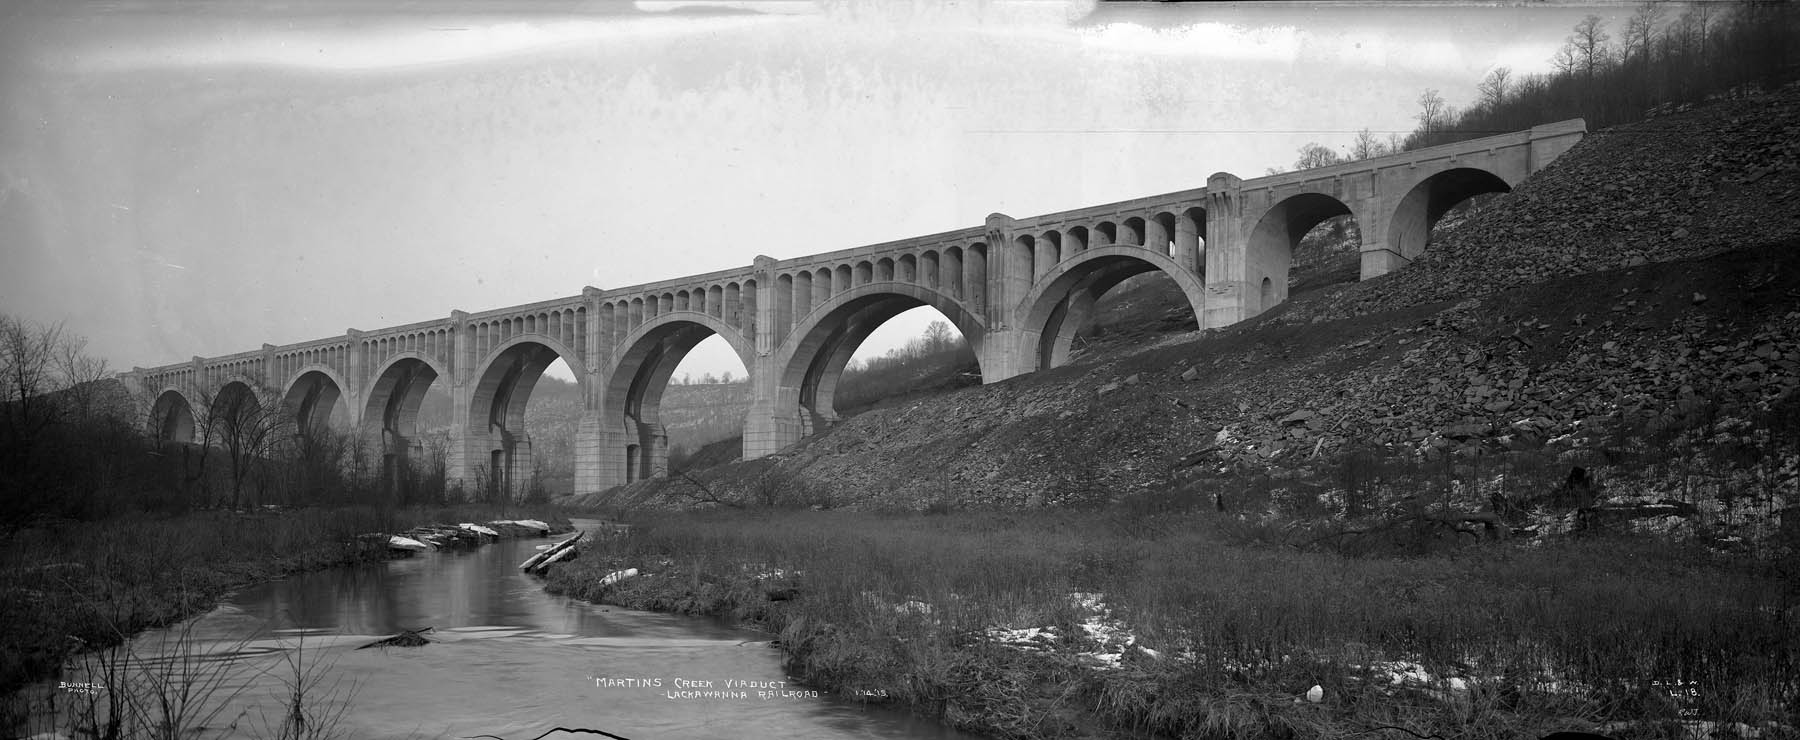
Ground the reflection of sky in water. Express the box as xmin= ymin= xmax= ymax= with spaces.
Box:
xmin=50 ymin=525 xmax=972 ymax=740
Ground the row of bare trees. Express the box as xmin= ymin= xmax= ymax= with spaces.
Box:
xmin=1407 ymin=2 xmax=1798 ymax=150
xmin=0 ymin=313 xmax=544 ymax=534
xmin=1276 ymin=3 xmax=1796 ymax=169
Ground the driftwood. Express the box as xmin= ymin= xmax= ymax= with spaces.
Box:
xmin=519 ymin=531 xmax=583 ymax=574
xmin=357 ymin=626 xmax=434 ymax=650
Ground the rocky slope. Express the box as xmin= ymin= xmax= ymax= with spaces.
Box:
xmin=573 ymin=86 xmax=1800 ymax=548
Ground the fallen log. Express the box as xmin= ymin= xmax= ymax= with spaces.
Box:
xmin=519 ymin=531 xmax=583 ymax=574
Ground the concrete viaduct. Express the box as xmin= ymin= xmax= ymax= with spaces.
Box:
xmin=122 ymin=120 xmax=1584 ymax=495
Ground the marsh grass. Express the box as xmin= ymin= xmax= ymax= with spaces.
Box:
xmin=547 ymin=510 xmax=1799 ymax=739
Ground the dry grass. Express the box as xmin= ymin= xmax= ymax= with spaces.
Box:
xmin=546 ymin=509 xmax=1799 ymax=739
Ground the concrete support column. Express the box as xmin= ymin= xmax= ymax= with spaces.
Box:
xmin=574 ymin=286 xmax=608 ymax=494
xmin=981 ymin=328 xmax=1032 ymax=382
xmin=510 ymin=432 xmax=534 ymax=499
xmin=984 ymin=213 xmax=1016 ymax=328
xmin=344 ymin=330 xmax=366 ymax=428
xmin=574 ymin=413 xmax=608 ymax=492
xmin=980 ymin=211 xmax=1034 ymax=384
xmin=259 ymin=344 xmax=276 ymax=388
xmin=741 ymin=256 xmax=792 ymax=462
xmin=1359 ymin=210 xmax=1409 ymax=279
xmin=1202 ymin=172 xmax=1248 ymax=329
xmin=445 ymin=311 xmax=474 ymax=498
xmin=743 ymin=341 xmax=799 ymax=460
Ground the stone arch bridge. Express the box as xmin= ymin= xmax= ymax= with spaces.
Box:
xmin=123 ymin=120 xmax=1583 ymax=494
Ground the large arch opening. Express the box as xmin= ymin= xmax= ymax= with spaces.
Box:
xmin=605 ymin=316 xmax=753 ymax=484
xmin=513 ymin=355 xmax=582 ymax=497
xmin=1389 ymin=167 xmax=1513 ymax=261
xmin=832 ymin=305 xmax=979 ymax=415
xmin=150 ymin=389 xmax=196 ymax=444
xmin=661 ymin=334 xmax=751 ymax=475
xmin=210 ymin=380 xmax=284 ymax=509
xmin=361 ymin=356 xmax=443 ymax=501
xmin=468 ymin=339 xmax=584 ymax=501
xmin=281 ymin=369 xmax=352 ymax=504
xmin=778 ymin=288 xmax=986 ymax=442
xmin=282 ymin=370 xmax=349 ymax=436
xmin=1021 ymin=249 xmax=1206 ymax=372
xmin=1246 ymin=192 xmax=1358 ymax=316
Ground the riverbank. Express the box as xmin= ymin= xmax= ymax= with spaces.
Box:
xmin=543 ymin=509 xmax=1798 ymax=740
xmin=0 ymin=505 xmax=571 ymax=702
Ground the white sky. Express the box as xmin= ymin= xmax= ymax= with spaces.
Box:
xmin=0 ymin=0 xmax=1642 ymax=383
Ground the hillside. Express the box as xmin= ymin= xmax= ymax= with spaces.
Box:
xmin=572 ymin=85 xmax=1800 ymax=551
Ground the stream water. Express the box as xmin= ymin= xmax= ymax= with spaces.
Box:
xmin=29 ymin=519 xmax=976 ymax=740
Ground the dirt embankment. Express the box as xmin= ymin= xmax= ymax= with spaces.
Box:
xmin=574 ymin=87 xmax=1800 ymax=527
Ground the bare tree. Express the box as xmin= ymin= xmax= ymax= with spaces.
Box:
xmin=1477 ymin=66 xmax=1512 ymax=111
xmin=1552 ymin=41 xmax=1579 ymax=77
xmin=2 ymin=316 xmax=69 ymax=450
xmin=1349 ymin=128 xmax=1389 ymax=161
xmin=1292 ymin=142 xmax=1341 ymax=170
xmin=922 ymin=320 xmax=955 ymax=353
xmin=1416 ymin=88 xmax=1447 ymax=136
xmin=1571 ymin=14 xmax=1612 ymax=83
xmin=1 ymin=315 xmax=115 ymax=460
xmin=209 ymin=384 xmax=293 ymax=509
xmin=1624 ymin=2 xmax=1666 ymax=64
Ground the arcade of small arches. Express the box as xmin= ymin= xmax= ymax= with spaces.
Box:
xmin=124 ymin=120 xmax=1584 ymax=496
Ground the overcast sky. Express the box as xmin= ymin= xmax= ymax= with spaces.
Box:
xmin=0 ymin=0 xmax=1640 ymax=382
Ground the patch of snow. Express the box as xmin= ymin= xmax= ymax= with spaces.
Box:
xmin=388 ymin=536 xmax=429 ymax=551
xmin=459 ymin=523 xmax=499 ymax=536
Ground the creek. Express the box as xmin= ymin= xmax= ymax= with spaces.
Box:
xmin=31 ymin=519 xmax=975 ymax=740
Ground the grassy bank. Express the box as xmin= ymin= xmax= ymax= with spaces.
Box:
xmin=0 ymin=504 xmax=567 ymax=700
xmin=545 ymin=510 xmax=1798 ymax=740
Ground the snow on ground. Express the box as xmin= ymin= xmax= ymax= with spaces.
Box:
xmin=982 ymin=592 xmax=1149 ymax=670
xmin=388 ymin=535 xmax=429 ymax=551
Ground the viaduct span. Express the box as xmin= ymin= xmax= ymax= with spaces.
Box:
xmin=123 ymin=120 xmax=1584 ymax=494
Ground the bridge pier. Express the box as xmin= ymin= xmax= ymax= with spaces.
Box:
xmin=1359 ymin=247 xmax=1410 ymax=279
xmin=744 ymin=349 xmax=803 ymax=459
